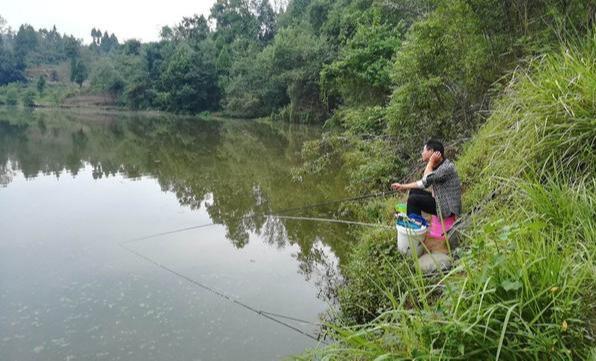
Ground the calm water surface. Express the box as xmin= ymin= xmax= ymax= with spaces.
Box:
xmin=0 ymin=108 xmax=353 ymax=361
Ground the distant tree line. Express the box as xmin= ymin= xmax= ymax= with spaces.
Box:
xmin=0 ymin=0 xmax=593 ymax=122
xmin=0 ymin=16 xmax=83 ymax=85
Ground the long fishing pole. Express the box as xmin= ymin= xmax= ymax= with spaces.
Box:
xmin=266 ymin=215 xmax=392 ymax=228
xmin=270 ymin=189 xmax=399 ymax=215
xmin=123 ymin=190 xmax=399 ymax=243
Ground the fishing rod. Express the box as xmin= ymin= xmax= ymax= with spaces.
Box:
xmin=266 ymin=214 xmax=392 ymax=229
xmin=270 ymin=189 xmax=399 ymax=215
xmin=123 ymin=190 xmax=399 ymax=243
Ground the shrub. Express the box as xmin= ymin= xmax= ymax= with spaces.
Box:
xmin=22 ymin=89 xmax=36 ymax=107
xmin=6 ymin=87 xmax=18 ymax=106
xmin=89 ymin=60 xmax=125 ymax=95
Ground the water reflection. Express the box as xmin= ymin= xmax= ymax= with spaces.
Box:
xmin=0 ymin=107 xmax=352 ymax=290
xmin=0 ymin=107 xmax=359 ymax=360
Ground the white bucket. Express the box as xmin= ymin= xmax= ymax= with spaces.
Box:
xmin=396 ymin=224 xmax=427 ymax=256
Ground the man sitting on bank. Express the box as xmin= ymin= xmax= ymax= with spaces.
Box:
xmin=391 ymin=139 xmax=461 ymax=222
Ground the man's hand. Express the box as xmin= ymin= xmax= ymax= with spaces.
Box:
xmin=429 ymin=151 xmax=443 ymax=167
xmin=391 ymin=183 xmax=405 ymax=191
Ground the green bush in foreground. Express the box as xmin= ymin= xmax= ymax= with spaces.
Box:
xmin=299 ymin=35 xmax=595 ymax=360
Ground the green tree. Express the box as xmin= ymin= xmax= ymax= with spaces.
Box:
xmin=174 ymin=15 xmax=210 ymax=44
xmin=14 ymin=24 xmax=38 ymax=62
xmin=385 ymin=0 xmax=498 ymax=143
xmin=99 ymin=31 xmax=118 ymax=53
xmin=0 ymin=48 xmax=26 ymax=85
xmin=252 ymin=0 xmax=277 ymax=43
xmin=36 ymin=75 xmax=46 ymax=94
xmin=63 ymin=36 xmax=80 ymax=59
xmin=100 ymin=31 xmax=109 ymax=51
xmin=113 ymin=46 xmax=154 ymax=108
xmin=159 ymin=26 xmax=174 ymax=41
xmin=321 ymin=12 xmax=403 ymax=107
xmin=223 ymin=44 xmax=286 ymax=116
xmin=22 ymin=89 xmax=36 ymax=107
xmin=209 ymin=0 xmax=260 ymax=43
xmin=109 ymin=34 xmax=119 ymax=49
xmin=90 ymin=60 xmax=125 ymax=95
xmin=90 ymin=28 xmax=98 ymax=45
xmin=122 ymin=39 xmax=141 ymax=55
xmin=159 ymin=42 xmax=220 ymax=113
xmin=70 ymin=59 xmax=88 ymax=87
xmin=216 ymin=45 xmax=232 ymax=75
xmin=269 ymin=25 xmax=330 ymax=122
xmin=5 ymin=87 xmax=18 ymax=105
xmin=124 ymin=76 xmax=154 ymax=109
xmin=144 ymin=42 xmax=168 ymax=82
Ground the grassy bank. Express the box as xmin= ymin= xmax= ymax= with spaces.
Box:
xmin=0 ymin=81 xmax=86 ymax=108
xmin=298 ymin=34 xmax=595 ymax=360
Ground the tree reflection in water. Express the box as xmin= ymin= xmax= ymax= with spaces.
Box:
xmin=0 ymin=108 xmax=354 ymax=303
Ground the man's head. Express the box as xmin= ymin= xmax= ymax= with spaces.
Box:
xmin=421 ymin=139 xmax=444 ymax=162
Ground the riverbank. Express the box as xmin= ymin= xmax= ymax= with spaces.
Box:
xmin=297 ymin=33 xmax=595 ymax=360
xmin=0 ymin=100 xmax=241 ymax=125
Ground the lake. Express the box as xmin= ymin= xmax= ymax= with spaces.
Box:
xmin=0 ymin=108 xmax=354 ymax=361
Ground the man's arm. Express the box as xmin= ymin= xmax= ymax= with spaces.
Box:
xmin=422 ymin=160 xmax=455 ymax=187
xmin=391 ymin=180 xmax=424 ymax=191
xmin=392 ymin=152 xmax=442 ymax=191
xmin=424 ymin=151 xmax=442 ymax=177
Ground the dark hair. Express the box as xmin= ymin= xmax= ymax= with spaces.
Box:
xmin=425 ymin=139 xmax=444 ymax=157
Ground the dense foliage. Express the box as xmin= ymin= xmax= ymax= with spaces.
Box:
xmin=301 ymin=32 xmax=595 ymax=361
xmin=2 ymin=0 xmax=590 ymax=125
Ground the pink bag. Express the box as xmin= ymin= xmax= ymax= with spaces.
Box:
xmin=428 ymin=215 xmax=457 ymax=240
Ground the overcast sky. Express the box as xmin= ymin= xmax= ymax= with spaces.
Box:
xmin=1 ymin=0 xmax=216 ymax=43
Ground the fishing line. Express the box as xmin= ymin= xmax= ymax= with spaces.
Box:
xmin=118 ymin=150 xmax=501 ymax=345
xmin=122 ymin=222 xmax=217 ymax=245
xmin=117 ymin=190 xmax=401 ymax=342
xmin=259 ymin=311 xmax=324 ymax=326
xmin=119 ymin=241 xmax=328 ymax=344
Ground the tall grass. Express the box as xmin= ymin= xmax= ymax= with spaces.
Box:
xmin=457 ymin=33 xmax=595 ymax=207
xmin=297 ymin=34 xmax=596 ymax=360
xmin=300 ymin=179 xmax=594 ymax=360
